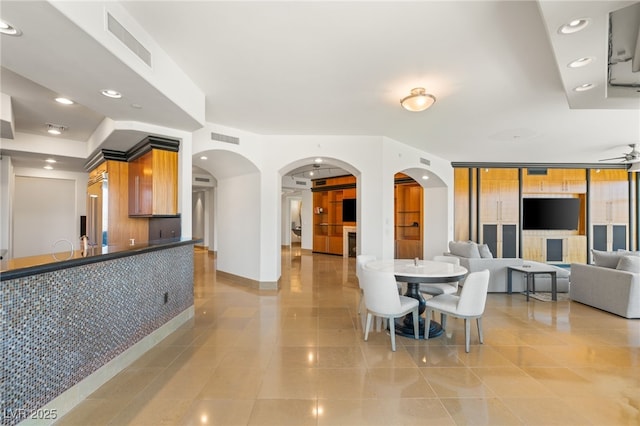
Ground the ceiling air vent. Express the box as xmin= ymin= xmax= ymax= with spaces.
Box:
xmin=107 ymin=13 xmax=152 ymax=67
xmin=527 ymin=168 xmax=548 ymax=175
xmin=211 ymin=132 xmax=239 ymax=145
xmin=420 ymin=157 xmax=431 ymax=166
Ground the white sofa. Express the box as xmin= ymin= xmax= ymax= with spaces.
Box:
xmin=445 ymin=241 xmax=570 ymax=293
xmin=570 ymin=250 xmax=640 ymax=319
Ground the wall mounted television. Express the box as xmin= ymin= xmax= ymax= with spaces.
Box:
xmin=342 ymin=198 xmax=356 ymax=222
xmin=522 ymin=198 xmax=580 ymax=230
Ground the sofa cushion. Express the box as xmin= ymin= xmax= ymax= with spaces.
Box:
xmin=478 ymin=244 xmax=493 ymax=259
xmin=449 ymin=241 xmax=481 ymax=258
xmin=592 ymin=249 xmax=627 ymax=269
xmin=616 ymin=255 xmax=640 ymax=273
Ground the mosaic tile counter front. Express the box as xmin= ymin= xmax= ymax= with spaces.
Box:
xmin=1 ymin=244 xmax=194 ymax=426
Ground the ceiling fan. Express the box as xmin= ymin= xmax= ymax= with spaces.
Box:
xmin=599 ymin=144 xmax=640 ymax=171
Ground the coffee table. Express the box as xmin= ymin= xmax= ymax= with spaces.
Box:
xmin=507 ymin=263 xmax=558 ymax=301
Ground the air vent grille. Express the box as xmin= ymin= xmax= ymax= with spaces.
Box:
xmin=107 ymin=13 xmax=151 ymax=67
xmin=211 ymin=132 xmax=240 ymax=144
xmin=194 ymin=177 xmax=210 ymax=183
xmin=527 ymin=168 xmax=548 ymax=175
xmin=420 ymin=157 xmax=431 ymax=166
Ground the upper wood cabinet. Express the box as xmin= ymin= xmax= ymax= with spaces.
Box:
xmin=129 ymin=148 xmax=178 ymax=216
xmin=590 ymin=169 xmax=629 ymax=224
xmin=523 ymin=168 xmax=586 ymax=193
xmin=479 ymin=169 xmax=519 ymax=223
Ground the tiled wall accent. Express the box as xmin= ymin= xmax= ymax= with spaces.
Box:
xmin=1 ymin=245 xmax=194 ymax=426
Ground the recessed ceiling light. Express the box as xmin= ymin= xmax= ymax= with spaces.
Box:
xmin=558 ymin=18 xmax=590 ymax=34
xmin=200 ymin=156 xmax=208 ymax=160
xmin=574 ymin=83 xmax=595 ymax=92
xmin=101 ymin=89 xmax=122 ymax=99
xmin=45 ymin=158 xmax=57 ymax=163
xmin=55 ymin=97 xmax=74 ymax=105
xmin=46 ymin=123 xmax=65 ymax=135
xmin=0 ymin=19 xmax=21 ymax=36
xmin=568 ymin=57 xmax=593 ymax=68
xmin=44 ymin=165 xmax=54 ymax=170
xmin=422 ymin=175 xmax=429 ymax=180
xmin=314 ymin=158 xmax=323 ymax=163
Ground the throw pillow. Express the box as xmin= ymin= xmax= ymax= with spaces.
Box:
xmin=449 ymin=241 xmax=481 ymax=258
xmin=478 ymin=244 xmax=493 ymax=259
xmin=616 ymin=256 xmax=640 ymax=273
xmin=591 ymin=249 xmax=625 ymax=269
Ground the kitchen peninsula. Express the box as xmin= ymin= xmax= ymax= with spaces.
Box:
xmin=1 ymin=238 xmax=198 ymax=425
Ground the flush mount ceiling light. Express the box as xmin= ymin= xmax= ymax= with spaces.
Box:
xmin=55 ymin=97 xmax=74 ymax=105
xmin=0 ymin=19 xmax=21 ymax=36
xmin=400 ymin=88 xmax=436 ymax=112
xmin=101 ymin=89 xmax=122 ymax=99
xmin=558 ymin=18 xmax=590 ymax=35
xmin=46 ymin=124 xmax=65 ymax=135
xmin=568 ymin=57 xmax=593 ymax=68
xmin=574 ymin=83 xmax=595 ymax=92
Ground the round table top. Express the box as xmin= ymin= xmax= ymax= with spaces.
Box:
xmin=364 ymin=259 xmax=468 ymax=279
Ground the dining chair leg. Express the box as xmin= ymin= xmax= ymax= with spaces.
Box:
xmin=464 ymin=318 xmax=471 ymax=353
xmin=389 ymin=316 xmax=396 ymax=351
xmin=412 ymin=309 xmax=419 ymax=340
xmin=424 ymin=309 xmax=432 ymax=340
xmin=476 ymin=317 xmax=484 ymax=344
xmin=364 ymin=313 xmax=373 ymax=341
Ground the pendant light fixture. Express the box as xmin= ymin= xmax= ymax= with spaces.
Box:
xmin=400 ymin=87 xmax=436 ymax=112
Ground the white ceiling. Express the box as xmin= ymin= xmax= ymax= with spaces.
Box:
xmin=1 ymin=1 xmax=639 ymax=174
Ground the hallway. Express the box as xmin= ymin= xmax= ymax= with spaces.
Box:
xmin=57 ymin=246 xmax=640 ymax=425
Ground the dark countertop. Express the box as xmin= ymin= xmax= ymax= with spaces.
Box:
xmin=0 ymin=238 xmax=201 ymax=281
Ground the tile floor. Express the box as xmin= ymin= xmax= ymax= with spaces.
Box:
xmin=56 ymin=246 xmax=639 ymax=425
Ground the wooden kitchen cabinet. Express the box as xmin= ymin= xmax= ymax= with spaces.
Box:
xmin=129 ymin=148 xmax=178 ymax=216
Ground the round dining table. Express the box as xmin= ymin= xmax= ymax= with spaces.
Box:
xmin=364 ymin=259 xmax=468 ymax=338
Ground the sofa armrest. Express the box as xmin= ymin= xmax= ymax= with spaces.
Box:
xmin=457 ymin=257 xmax=524 ymax=292
xmin=570 ymin=263 xmax=640 ymax=318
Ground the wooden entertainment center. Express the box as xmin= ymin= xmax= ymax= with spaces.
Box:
xmin=312 ymin=173 xmax=424 ymax=258
xmin=454 ymin=166 xmax=633 ymax=264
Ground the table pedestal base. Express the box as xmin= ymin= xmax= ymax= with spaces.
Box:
xmin=394 ymin=316 xmax=444 ymax=339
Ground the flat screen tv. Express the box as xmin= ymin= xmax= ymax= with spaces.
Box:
xmin=522 ymin=198 xmax=580 ymax=230
xmin=342 ymin=198 xmax=356 ymax=222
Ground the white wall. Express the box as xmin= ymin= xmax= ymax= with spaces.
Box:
xmin=12 ymin=169 xmax=87 ymax=258
xmin=216 ymin=172 xmax=261 ymax=281
xmin=191 ymin=127 xmax=454 ymax=284
xmin=192 ymin=191 xmax=205 ymax=239
xmin=0 ymin=156 xmax=13 ymax=256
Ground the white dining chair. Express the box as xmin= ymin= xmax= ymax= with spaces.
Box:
xmin=356 ymin=254 xmax=376 ymax=315
xmin=424 ymin=269 xmax=490 ymax=353
xmin=418 ymin=256 xmax=461 ymax=298
xmin=360 ymin=268 xmax=419 ymax=351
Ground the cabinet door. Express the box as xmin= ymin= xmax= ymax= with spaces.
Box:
xmin=151 ymin=150 xmax=178 ymax=215
xmin=128 ymin=152 xmax=153 ymax=215
xmin=612 ymin=225 xmax=627 ymax=251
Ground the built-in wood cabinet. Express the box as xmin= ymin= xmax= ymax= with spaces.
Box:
xmin=395 ymin=174 xmax=423 ymax=259
xmin=523 ymin=168 xmax=586 ymax=193
xmin=87 ymin=159 xmax=148 ymax=247
xmin=312 ymin=176 xmax=356 ymax=255
xmin=129 ymin=148 xmax=178 ymax=216
xmin=453 ymin=165 xmax=637 ymax=264
xmin=590 ymin=169 xmax=629 ymax=252
xmin=479 ymin=169 xmax=519 ymax=258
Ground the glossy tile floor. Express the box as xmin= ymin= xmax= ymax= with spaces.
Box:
xmin=57 ymin=246 xmax=640 ymax=425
